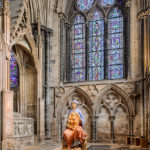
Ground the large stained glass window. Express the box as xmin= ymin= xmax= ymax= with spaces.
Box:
xmin=10 ymin=50 xmax=19 ymax=88
xmin=108 ymin=7 xmax=124 ymax=79
xmin=88 ymin=10 xmax=104 ymax=80
xmin=69 ymin=0 xmax=125 ymax=82
xmin=71 ymin=15 xmax=86 ymax=82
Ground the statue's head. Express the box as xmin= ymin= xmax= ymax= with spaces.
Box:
xmin=71 ymin=100 xmax=78 ymax=109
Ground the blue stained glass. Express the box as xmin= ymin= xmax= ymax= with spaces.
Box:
xmin=108 ymin=65 xmax=123 ymax=79
xmin=89 ymin=67 xmax=104 ymax=80
xmin=108 ymin=7 xmax=124 ymax=79
xmin=77 ymin=0 xmax=94 ymax=11
xmin=108 ymin=49 xmax=123 ymax=65
xmin=89 ymin=36 xmax=104 ymax=51
xmin=89 ymin=51 xmax=104 ymax=67
xmin=99 ymin=0 xmax=115 ymax=7
xmin=72 ymin=53 xmax=85 ymax=69
xmin=108 ymin=7 xmax=122 ymax=18
xmin=72 ymin=69 xmax=85 ymax=81
xmin=108 ymin=17 xmax=123 ymax=33
xmin=88 ymin=10 xmax=104 ymax=80
xmin=108 ymin=33 xmax=123 ymax=49
xmin=72 ymin=15 xmax=85 ymax=82
xmin=10 ymin=50 xmax=19 ymax=88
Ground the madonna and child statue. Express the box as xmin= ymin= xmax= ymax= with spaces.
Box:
xmin=63 ymin=100 xmax=87 ymax=150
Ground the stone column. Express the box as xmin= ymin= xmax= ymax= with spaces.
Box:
xmin=2 ymin=90 xmax=14 ymax=150
xmin=58 ymin=12 xmax=66 ymax=83
xmin=130 ymin=0 xmax=140 ymax=80
xmin=128 ymin=116 xmax=134 ymax=136
xmin=45 ymin=29 xmax=52 ymax=139
xmin=109 ymin=116 xmax=115 ymax=143
xmin=32 ymin=24 xmax=53 ymax=139
xmin=91 ymin=116 xmax=98 ymax=142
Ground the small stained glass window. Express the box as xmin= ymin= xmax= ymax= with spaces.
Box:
xmin=71 ymin=15 xmax=86 ymax=82
xmin=77 ymin=0 xmax=94 ymax=11
xmin=88 ymin=10 xmax=104 ymax=81
xmin=108 ymin=7 xmax=124 ymax=79
xmin=10 ymin=50 xmax=19 ymax=88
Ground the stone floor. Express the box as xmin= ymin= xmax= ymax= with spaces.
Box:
xmin=21 ymin=141 xmax=150 ymax=150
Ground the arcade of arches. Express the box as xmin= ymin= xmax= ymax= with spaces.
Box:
xmin=0 ymin=0 xmax=150 ymax=149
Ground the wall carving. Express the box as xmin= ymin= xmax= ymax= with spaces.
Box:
xmin=55 ymin=87 xmax=65 ymax=98
xmin=96 ymin=91 xmax=129 ymax=143
xmin=14 ymin=117 xmax=34 ymax=138
xmin=87 ymin=85 xmax=98 ymax=98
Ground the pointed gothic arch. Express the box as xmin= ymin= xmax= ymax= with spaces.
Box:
xmin=56 ymin=86 xmax=93 ymax=119
xmin=94 ymin=84 xmax=135 ymax=116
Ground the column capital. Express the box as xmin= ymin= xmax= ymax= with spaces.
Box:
xmin=109 ymin=116 xmax=115 ymax=121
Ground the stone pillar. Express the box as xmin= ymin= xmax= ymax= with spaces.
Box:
xmin=109 ymin=116 xmax=115 ymax=143
xmin=130 ymin=0 xmax=140 ymax=80
xmin=45 ymin=29 xmax=52 ymax=139
xmin=2 ymin=90 xmax=14 ymax=150
xmin=128 ymin=116 xmax=134 ymax=135
xmin=91 ymin=116 xmax=98 ymax=142
xmin=32 ymin=24 xmax=53 ymax=139
xmin=58 ymin=12 xmax=66 ymax=83
xmin=39 ymin=99 xmax=45 ymax=141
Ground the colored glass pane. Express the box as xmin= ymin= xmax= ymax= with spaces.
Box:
xmin=108 ymin=7 xmax=124 ymax=79
xmin=108 ymin=65 xmax=123 ymax=79
xmin=77 ymin=0 xmax=94 ymax=11
xmin=71 ymin=15 xmax=85 ymax=81
xmin=98 ymin=0 xmax=115 ymax=7
xmin=88 ymin=10 xmax=104 ymax=80
xmin=10 ymin=50 xmax=19 ymax=88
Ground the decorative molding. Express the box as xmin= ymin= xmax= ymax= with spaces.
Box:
xmin=10 ymin=0 xmax=32 ymax=43
xmin=137 ymin=9 xmax=150 ymax=20
xmin=87 ymin=85 xmax=98 ymax=97
xmin=94 ymin=84 xmax=135 ymax=116
xmin=14 ymin=117 xmax=34 ymax=138
xmin=55 ymin=87 xmax=65 ymax=98
xmin=56 ymin=87 xmax=93 ymax=119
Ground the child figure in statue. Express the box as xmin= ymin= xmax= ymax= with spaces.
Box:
xmin=63 ymin=100 xmax=87 ymax=150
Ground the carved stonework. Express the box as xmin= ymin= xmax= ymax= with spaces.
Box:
xmin=14 ymin=117 xmax=34 ymax=138
xmin=103 ymin=93 xmax=120 ymax=110
xmin=55 ymin=87 xmax=65 ymax=98
xmin=87 ymin=85 xmax=98 ymax=97
xmin=121 ymin=82 xmax=135 ymax=95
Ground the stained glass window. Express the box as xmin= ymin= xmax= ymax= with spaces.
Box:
xmin=108 ymin=7 xmax=124 ymax=79
xmin=10 ymin=50 xmax=19 ymax=88
xmin=71 ymin=15 xmax=86 ymax=82
xmin=77 ymin=0 xmax=94 ymax=11
xmin=98 ymin=0 xmax=115 ymax=7
xmin=88 ymin=10 xmax=104 ymax=80
xmin=69 ymin=1 xmax=125 ymax=82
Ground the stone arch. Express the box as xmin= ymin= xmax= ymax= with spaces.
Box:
xmin=94 ymin=84 xmax=135 ymax=117
xmin=57 ymin=86 xmax=93 ymax=119
xmin=56 ymin=87 xmax=93 ymax=141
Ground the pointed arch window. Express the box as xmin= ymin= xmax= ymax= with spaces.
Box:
xmin=88 ymin=10 xmax=104 ymax=81
xmin=65 ymin=0 xmax=127 ymax=82
xmin=10 ymin=50 xmax=19 ymax=88
xmin=108 ymin=7 xmax=124 ymax=79
xmin=71 ymin=15 xmax=86 ymax=82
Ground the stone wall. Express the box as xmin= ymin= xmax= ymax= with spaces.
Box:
xmin=49 ymin=82 xmax=139 ymax=143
